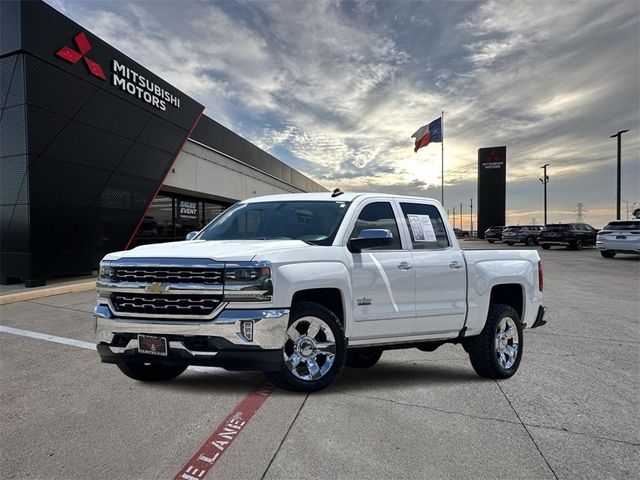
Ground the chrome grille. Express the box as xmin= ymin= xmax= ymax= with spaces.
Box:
xmin=113 ymin=267 xmax=223 ymax=284
xmin=112 ymin=293 xmax=221 ymax=317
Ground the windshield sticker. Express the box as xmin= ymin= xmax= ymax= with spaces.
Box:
xmin=407 ymin=214 xmax=437 ymax=242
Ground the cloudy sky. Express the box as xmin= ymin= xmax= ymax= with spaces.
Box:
xmin=47 ymin=0 xmax=639 ymax=229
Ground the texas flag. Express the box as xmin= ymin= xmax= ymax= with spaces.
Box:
xmin=411 ymin=117 xmax=442 ymax=152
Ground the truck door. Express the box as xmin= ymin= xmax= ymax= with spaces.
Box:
xmin=347 ymin=200 xmax=416 ymax=341
xmin=398 ymin=201 xmax=467 ymax=335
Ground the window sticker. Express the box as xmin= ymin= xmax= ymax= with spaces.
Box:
xmin=407 ymin=214 xmax=437 ymax=242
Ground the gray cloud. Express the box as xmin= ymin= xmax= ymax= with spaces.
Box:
xmin=46 ymin=0 xmax=639 ymax=227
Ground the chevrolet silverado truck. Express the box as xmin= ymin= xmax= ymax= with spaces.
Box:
xmin=94 ymin=192 xmax=546 ymax=392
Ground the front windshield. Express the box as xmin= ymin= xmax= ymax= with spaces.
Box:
xmin=197 ymin=200 xmax=351 ymax=246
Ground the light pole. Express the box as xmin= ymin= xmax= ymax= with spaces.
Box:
xmin=539 ymin=164 xmax=550 ymax=225
xmin=470 ymin=198 xmax=473 ymax=235
xmin=610 ymin=130 xmax=629 ymax=220
xmin=460 ymin=203 xmax=463 ymax=230
xmin=453 ymin=207 xmax=456 ymax=228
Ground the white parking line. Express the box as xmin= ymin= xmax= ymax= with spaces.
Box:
xmin=0 ymin=325 xmax=97 ymax=350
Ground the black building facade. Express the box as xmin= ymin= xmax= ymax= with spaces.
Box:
xmin=1 ymin=1 xmax=323 ymax=286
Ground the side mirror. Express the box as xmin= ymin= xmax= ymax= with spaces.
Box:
xmin=186 ymin=231 xmax=198 ymax=240
xmin=348 ymin=229 xmax=393 ymax=253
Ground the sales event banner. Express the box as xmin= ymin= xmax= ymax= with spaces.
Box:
xmin=477 ymin=146 xmax=506 ymax=239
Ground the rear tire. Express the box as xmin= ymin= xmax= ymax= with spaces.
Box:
xmin=541 ymin=244 xmax=551 ymax=250
xmin=488 ymin=240 xmax=495 ymax=244
xmin=505 ymin=242 xmax=515 ymax=246
xmin=601 ymin=250 xmax=616 ymax=258
xmin=526 ymin=237 xmax=536 ymax=246
xmin=571 ymin=239 xmax=583 ymax=250
xmin=463 ymin=304 xmax=523 ymax=379
xmin=345 ymin=348 xmax=383 ymax=368
xmin=263 ymin=302 xmax=345 ymax=392
xmin=117 ymin=362 xmax=187 ymax=382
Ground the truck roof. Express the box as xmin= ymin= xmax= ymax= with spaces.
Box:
xmin=242 ymin=192 xmax=440 ymax=204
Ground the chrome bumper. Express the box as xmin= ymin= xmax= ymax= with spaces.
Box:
xmin=94 ymin=305 xmax=289 ymax=352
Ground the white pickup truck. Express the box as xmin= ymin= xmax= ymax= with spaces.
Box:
xmin=94 ymin=192 xmax=546 ymax=391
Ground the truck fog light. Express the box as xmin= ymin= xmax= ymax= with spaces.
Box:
xmin=241 ymin=321 xmax=254 ymax=342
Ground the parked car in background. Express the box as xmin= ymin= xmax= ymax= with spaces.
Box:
xmin=596 ymin=220 xmax=640 ymax=258
xmin=453 ymin=227 xmax=469 ymax=238
xmin=501 ymin=225 xmax=543 ymax=246
xmin=484 ymin=226 xmax=505 ymax=243
xmin=539 ymin=223 xmax=598 ymax=250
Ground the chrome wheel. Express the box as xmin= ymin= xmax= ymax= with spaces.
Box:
xmin=283 ymin=316 xmax=336 ymax=381
xmin=495 ymin=317 xmax=519 ymax=369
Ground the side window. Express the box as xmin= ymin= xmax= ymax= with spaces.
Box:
xmin=349 ymin=202 xmax=402 ymax=250
xmin=400 ymin=202 xmax=450 ymax=249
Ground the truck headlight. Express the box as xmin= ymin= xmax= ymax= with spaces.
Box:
xmin=99 ymin=261 xmax=113 ymax=280
xmin=224 ymin=262 xmax=272 ymax=302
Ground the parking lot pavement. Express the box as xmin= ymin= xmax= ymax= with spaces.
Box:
xmin=1 ymin=246 xmax=638 ymax=479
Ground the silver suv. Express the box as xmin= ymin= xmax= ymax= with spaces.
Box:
xmin=597 ymin=220 xmax=640 ymax=258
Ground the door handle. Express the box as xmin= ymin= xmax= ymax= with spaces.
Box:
xmin=397 ymin=262 xmax=413 ymax=271
xmin=449 ymin=261 xmax=463 ymax=270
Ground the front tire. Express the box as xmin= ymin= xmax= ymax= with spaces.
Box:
xmin=345 ymin=348 xmax=383 ymax=368
xmin=526 ymin=237 xmax=536 ymax=246
xmin=463 ymin=304 xmax=523 ymax=379
xmin=505 ymin=242 xmax=515 ymax=246
xmin=541 ymin=244 xmax=551 ymax=250
xmin=117 ymin=362 xmax=187 ymax=382
xmin=571 ymin=239 xmax=584 ymax=250
xmin=264 ymin=302 xmax=345 ymax=392
xmin=601 ymin=250 xmax=616 ymax=258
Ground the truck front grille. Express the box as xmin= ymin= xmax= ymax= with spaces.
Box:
xmin=111 ymin=293 xmax=222 ymax=317
xmin=113 ymin=267 xmax=223 ymax=285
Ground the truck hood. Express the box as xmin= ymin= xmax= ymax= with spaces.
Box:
xmin=103 ymin=239 xmax=310 ymax=262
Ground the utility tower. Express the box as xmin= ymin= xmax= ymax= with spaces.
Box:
xmin=576 ymin=203 xmax=586 ymax=223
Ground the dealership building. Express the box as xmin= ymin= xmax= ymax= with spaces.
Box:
xmin=0 ymin=0 xmax=326 ymax=286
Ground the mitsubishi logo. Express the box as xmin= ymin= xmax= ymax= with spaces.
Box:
xmin=55 ymin=32 xmax=106 ymax=80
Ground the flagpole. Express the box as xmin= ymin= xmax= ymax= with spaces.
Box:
xmin=441 ymin=110 xmax=444 ymax=205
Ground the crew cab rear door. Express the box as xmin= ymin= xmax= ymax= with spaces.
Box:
xmin=397 ymin=201 xmax=467 ymax=335
xmin=346 ymin=200 xmax=416 ymax=340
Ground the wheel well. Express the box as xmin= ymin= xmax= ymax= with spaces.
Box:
xmin=489 ymin=284 xmax=524 ymax=320
xmin=292 ymin=288 xmax=344 ymax=323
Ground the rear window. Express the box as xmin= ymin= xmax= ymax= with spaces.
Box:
xmin=504 ymin=227 xmax=522 ymax=232
xmin=603 ymin=221 xmax=640 ymax=231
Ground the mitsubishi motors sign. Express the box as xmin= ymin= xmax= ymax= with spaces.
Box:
xmin=55 ymin=31 xmax=182 ymax=112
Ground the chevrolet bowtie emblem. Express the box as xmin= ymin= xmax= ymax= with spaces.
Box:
xmin=145 ymin=283 xmax=170 ymax=293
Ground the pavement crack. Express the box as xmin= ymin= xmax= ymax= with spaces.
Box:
xmin=260 ymin=392 xmax=309 ymax=480
xmin=25 ymin=300 xmax=91 ymax=315
xmin=334 ymin=390 xmax=521 ymax=427
xmin=496 ymin=381 xmax=559 ymax=480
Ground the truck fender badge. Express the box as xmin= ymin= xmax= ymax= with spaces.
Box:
xmin=357 ymin=297 xmax=372 ymax=306
xmin=145 ymin=283 xmax=170 ymax=293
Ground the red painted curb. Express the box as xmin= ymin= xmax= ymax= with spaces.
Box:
xmin=174 ymin=382 xmax=276 ymax=479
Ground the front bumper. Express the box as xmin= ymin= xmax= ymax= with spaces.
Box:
xmin=94 ymin=305 xmax=289 ymax=370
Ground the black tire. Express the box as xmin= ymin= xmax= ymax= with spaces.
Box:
xmin=487 ymin=239 xmax=495 ymax=244
xmin=505 ymin=242 xmax=515 ymax=246
xmin=526 ymin=237 xmax=536 ymax=246
xmin=601 ymin=250 xmax=616 ymax=258
xmin=570 ymin=239 xmax=583 ymax=250
xmin=264 ymin=302 xmax=346 ymax=392
xmin=541 ymin=244 xmax=551 ymax=250
xmin=345 ymin=347 xmax=383 ymax=368
xmin=117 ymin=362 xmax=187 ymax=382
xmin=463 ymin=304 xmax=523 ymax=379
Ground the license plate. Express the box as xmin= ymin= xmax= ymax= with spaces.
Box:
xmin=137 ymin=335 xmax=168 ymax=356
xmin=616 ymin=235 xmax=627 ymax=239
